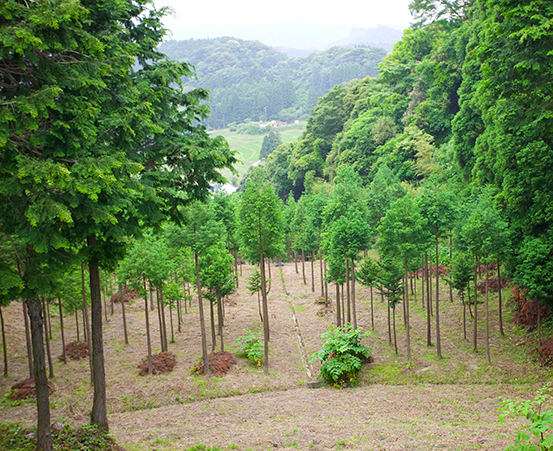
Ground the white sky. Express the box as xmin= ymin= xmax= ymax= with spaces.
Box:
xmin=153 ymin=0 xmax=413 ymax=37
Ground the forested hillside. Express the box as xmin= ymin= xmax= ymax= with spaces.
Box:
xmin=159 ymin=37 xmax=387 ymax=128
xmin=261 ymin=0 xmax=553 ymax=314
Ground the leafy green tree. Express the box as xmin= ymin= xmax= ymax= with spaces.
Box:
xmin=357 ymin=258 xmax=380 ymax=331
xmin=260 ymin=129 xmax=283 ymax=160
xmin=378 ymin=258 xmax=404 ymax=354
xmin=378 ymin=194 xmax=429 ymax=363
xmin=239 ymin=167 xmax=284 ymax=372
xmin=446 ymin=251 xmax=473 ymax=340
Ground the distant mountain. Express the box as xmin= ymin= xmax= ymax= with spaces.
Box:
xmin=159 ymin=37 xmax=387 ymax=129
xmin=327 ymin=25 xmax=404 ymax=53
xmin=274 ymin=47 xmax=316 ymax=59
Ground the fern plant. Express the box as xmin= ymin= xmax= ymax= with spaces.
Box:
xmin=235 ymin=330 xmax=264 ymax=366
xmin=309 ymin=325 xmax=372 ymax=387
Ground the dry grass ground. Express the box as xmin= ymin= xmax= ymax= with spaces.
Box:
xmin=0 ymin=259 xmax=552 ymax=450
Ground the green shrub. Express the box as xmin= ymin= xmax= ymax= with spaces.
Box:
xmin=499 ymin=383 xmax=553 ymax=450
xmin=309 ymin=325 xmax=372 ymax=387
xmin=235 ymin=330 xmax=263 ymax=366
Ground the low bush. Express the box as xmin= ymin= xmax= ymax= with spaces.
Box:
xmin=235 ymin=330 xmax=263 ymax=366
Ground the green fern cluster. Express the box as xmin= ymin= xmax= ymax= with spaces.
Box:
xmin=235 ymin=330 xmax=264 ymax=366
xmin=309 ymin=325 xmax=372 ymax=387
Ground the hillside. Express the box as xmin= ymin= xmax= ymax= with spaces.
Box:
xmin=0 ymin=261 xmax=549 ymax=450
xmin=158 ymin=37 xmax=387 ymax=128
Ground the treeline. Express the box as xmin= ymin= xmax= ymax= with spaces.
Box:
xmin=256 ymin=0 xmax=553 ymax=322
xmin=158 ymin=37 xmax=387 ymax=128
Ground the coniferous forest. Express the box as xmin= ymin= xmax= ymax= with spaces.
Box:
xmin=1 ymin=0 xmax=553 ymax=450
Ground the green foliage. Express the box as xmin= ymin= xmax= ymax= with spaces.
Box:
xmin=246 ymin=269 xmax=262 ymax=296
xmin=260 ymin=129 xmax=283 ymax=160
xmin=159 ymin=37 xmax=387 ymax=128
xmin=499 ymin=384 xmax=553 ymax=451
xmin=377 ymin=258 xmax=404 ymax=310
xmin=0 ymin=422 xmax=120 ymax=450
xmin=309 ymin=325 xmax=372 ymax=387
xmin=235 ymin=330 xmax=264 ymax=366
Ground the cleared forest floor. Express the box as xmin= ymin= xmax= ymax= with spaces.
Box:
xmin=1 ymin=259 xmax=552 ymax=450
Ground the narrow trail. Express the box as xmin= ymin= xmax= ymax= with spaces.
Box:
xmin=276 ymin=266 xmax=313 ymax=380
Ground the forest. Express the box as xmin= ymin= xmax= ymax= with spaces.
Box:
xmin=1 ymin=0 xmax=553 ymax=450
xmin=159 ymin=37 xmax=387 ymax=128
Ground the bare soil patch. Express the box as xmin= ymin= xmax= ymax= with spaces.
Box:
xmin=138 ymin=351 xmax=176 ymax=376
xmin=192 ymin=351 xmax=238 ymax=376
xmin=8 ymin=377 xmax=55 ymax=401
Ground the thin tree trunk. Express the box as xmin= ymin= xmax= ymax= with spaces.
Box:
xmin=387 ymin=300 xmax=392 ymax=346
xmin=286 ymin=233 xmax=290 ymax=263
xmin=27 ymin=296 xmax=52 ymax=451
xmin=336 ymin=284 xmax=341 ymax=328
xmin=425 ymin=254 xmax=432 ymax=346
xmin=293 ymin=232 xmax=298 ymax=274
xmin=310 ymin=251 xmax=315 ymax=293
xmin=449 ymin=233 xmax=453 ymax=303
xmin=46 ymin=299 xmax=52 ymax=340
xmin=156 ymin=289 xmax=166 ymax=352
xmin=176 ymin=289 xmax=181 ymax=333
xmin=218 ymin=297 xmax=224 ymax=353
xmin=210 ymin=298 xmax=216 ymax=352
xmin=41 ymin=296 xmax=54 ymax=379
xmin=88 ymin=235 xmax=108 ymax=431
xmin=473 ymin=256 xmax=478 ymax=352
xmin=351 ymin=258 xmax=357 ymax=330
xmin=81 ymin=264 xmax=93 ymax=385
xmin=301 ymin=249 xmax=306 ymax=284
xmin=467 ymin=282 xmax=473 ymax=317
xmin=103 ymin=286 xmax=108 ymax=323
xmin=169 ymin=303 xmax=175 ymax=344
xmin=267 ymin=257 xmax=272 ymax=294
xmin=143 ymin=278 xmax=152 ymax=375
xmin=428 ymin=252 xmax=433 ymax=316
xmin=75 ymin=310 xmax=80 ymax=343
xmin=485 ymin=263 xmax=490 ymax=364
xmin=404 ymin=260 xmax=411 ymax=365
xmin=58 ymin=298 xmax=66 ymax=364
xmin=160 ymin=288 xmax=168 ymax=352
xmin=463 ymin=293 xmax=467 ymax=340
xmin=23 ymin=302 xmax=33 ymax=379
xmin=370 ymin=286 xmax=374 ymax=331
xmin=119 ymin=284 xmax=129 ymax=345
xmin=392 ymin=307 xmax=398 ymax=354
xmin=233 ymin=250 xmax=239 ymax=288
xmin=0 ymin=307 xmax=7 ymax=376
xmin=319 ymin=228 xmax=324 ymax=297
xmin=421 ymin=256 xmax=425 ymax=309
xmin=149 ymin=285 xmax=154 ymax=311
xmin=324 ymin=260 xmax=328 ymax=307
xmin=195 ymin=252 xmax=209 ymax=374
xmin=498 ymin=260 xmax=504 ymax=335
xmin=435 ymin=232 xmax=442 ymax=359
xmin=346 ymin=259 xmax=351 ymax=325
xmin=341 ymin=284 xmax=346 ymax=326
xmin=260 ymin=250 xmax=270 ymax=375
xmin=257 ymin=290 xmax=263 ymax=323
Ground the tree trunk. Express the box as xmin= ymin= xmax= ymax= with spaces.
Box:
xmin=293 ymin=232 xmax=298 ymax=274
xmin=473 ymin=256 xmax=478 ymax=352
xmin=485 ymin=263 xmax=490 ymax=364
xmin=467 ymin=282 xmax=473 ymax=318
xmin=324 ymin=260 xmax=328 ymax=307
xmin=351 ymin=258 xmax=357 ymax=330
xmin=156 ymin=290 xmax=165 ymax=352
xmin=346 ymin=259 xmax=351 ymax=325
xmin=387 ymin=301 xmax=392 ymax=346
xmin=462 ymin=293 xmax=467 ymax=341
xmin=370 ymin=286 xmax=374 ymax=331
xmin=81 ymin=264 xmax=93 ymax=384
xmin=404 ymin=260 xmax=411 ymax=365
xmin=498 ymin=260 xmax=504 ymax=335
xmin=301 ymin=249 xmax=306 ymax=285
xmin=428 ymin=252 xmax=433 ymax=316
xmin=160 ymin=289 xmax=168 ymax=352
xmin=46 ymin=299 xmax=52 ymax=340
xmin=0 ymin=307 xmax=7 ymax=376
xmin=41 ymin=296 xmax=54 ymax=379
xmin=119 ymin=284 xmax=129 ymax=345
xmin=319 ymin=228 xmax=324 ymax=297
xmin=260 ymin=250 xmax=270 ymax=375
xmin=435 ymin=231 xmax=442 ymax=359
xmin=421 ymin=256 xmax=425 ymax=309
xmin=210 ymin=298 xmax=216 ymax=352
xmin=143 ymin=278 xmax=152 ymax=375
xmin=23 ymin=302 xmax=33 ymax=379
xmin=449 ymin=233 xmax=453 ymax=303
xmin=286 ymin=233 xmax=290 ymax=263
xmin=75 ymin=309 xmax=80 ymax=343
xmin=195 ymin=252 xmax=209 ymax=374
xmin=87 ymin=236 xmax=108 ymax=431
xmin=267 ymin=257 xmax=272 ymax=294
xmin=58 ymin=298 xmax=66 ymax=364
xmin=425 ymin=254 xmax=432 ymax=346
xmin=169 ymin=303 xmax=175 ymax=344
xmin=392 ymin=307 xmax=398 ymax=354
xmin=27 ymin=296 xmax=52 ymax=451
xmin=176 ymin=288 xmax=181 ymax=334
xmin=233 ymin=250 xmax=239 ymax=288
xmin=336 ymin=284 xmax=341 ymax=328
xmin=310 ymin=251 xmax=315 ymax=293
xmin=150 ymin=285 xmax=154 ymax=311
xmin=218 ymin=297 xmax=224 ymax=353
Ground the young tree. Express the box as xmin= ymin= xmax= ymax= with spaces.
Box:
xmin=239 ymin=167 xmax=284 ymax=373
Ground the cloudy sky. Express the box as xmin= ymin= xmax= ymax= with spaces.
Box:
xmin=153 ymin=0 xmax=413 ymax=48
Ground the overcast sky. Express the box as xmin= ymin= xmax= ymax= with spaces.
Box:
xmin=153 ymin=0 xmax=413 ymax=47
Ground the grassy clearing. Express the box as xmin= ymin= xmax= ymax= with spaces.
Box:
xmin=215 ymin=122 xmax=306 ymax=184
